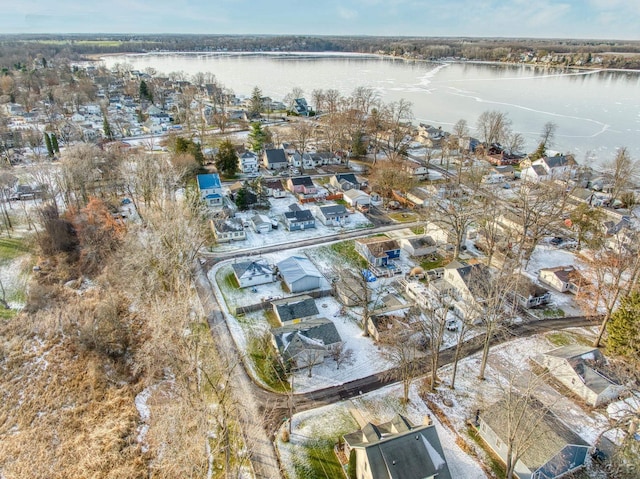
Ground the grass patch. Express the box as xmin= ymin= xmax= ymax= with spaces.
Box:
xmin=330 ymin=241 xmax=367 ymax=268
xmin=546 ymin=331 xmax=574 ymax=347
xmin=0 ymin=238 xmax=30 ymax=262
xmin=420 ymin=254 xmax=446 ymax=270
xmin=264 ymin=310 xmax=281 ymax=328
xmin=292 ymin=408 xmax=358 ymax=479
xmin=466 ymin=425 xmax=506 ymax=478
xmin=247 ymin=333 xmax=290 ymax=393
xmin=538 ymin=306 xmax=566 ymax=319
xmin=388 ymin=212 xmax=419 ymax=222
xmin=0 ymin=308 xmax=17 ymax=320
xmin=334 ymin=199 xmax=347 ymax=206
xmin=223 ymin=272 xmax=240 ymax=289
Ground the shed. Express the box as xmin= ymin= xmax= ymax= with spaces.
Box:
xmin=276 ymin=256 xmax=323 ymax=293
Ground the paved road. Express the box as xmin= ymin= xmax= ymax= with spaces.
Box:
xmin=194 ymin=259 xmax=598 ymax=479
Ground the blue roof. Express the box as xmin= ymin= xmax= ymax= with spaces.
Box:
xmin=197 ymin=174 xmax=221 ymax=190
xmin=205 ymin=193 xmax=222 ymax=199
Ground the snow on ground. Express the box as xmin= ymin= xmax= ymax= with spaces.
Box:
xmin=211 ymin=194 xmax=373 ymax=253
xmin=0 ymin=254 xmax=29 ymax=309
xmin=427 ymin=328 xmax=611 ymax=448
xmin=524 ymin=244 xmax=587 ymax=316
xmin=277 ymin=382 xmax=487 ymax=479
xmin=134 ymin=386 xmax=153 ymax=452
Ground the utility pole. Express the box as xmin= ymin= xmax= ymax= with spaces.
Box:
xmin=288 ymin=372 xmax=294 ymax=435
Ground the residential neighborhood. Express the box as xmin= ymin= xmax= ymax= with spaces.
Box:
xmin=1 ymin=38 xmax=639 ymax=479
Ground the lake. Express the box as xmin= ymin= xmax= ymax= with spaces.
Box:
xmin=102 ymin=52 xmax=640 ymax=165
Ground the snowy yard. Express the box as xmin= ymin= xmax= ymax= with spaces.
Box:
xmin=210 ymin=193 xmax=374 ymax=253
xmin=277 ymin=382 xmax=487 ymax=479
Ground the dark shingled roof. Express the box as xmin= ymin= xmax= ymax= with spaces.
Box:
xmin=319 ymin=204 xmax=347 ymax=216
xmin=272 ymin=296 xmax=319 ymax=322
xmin=272 ymin=317 xmax=342 ymax=355
xmin=264 ymin=148 xmax=288 ymax=164
xmin=343 ymin=415 xmax=452 ymax=479
xmin=356 ymin=237 xmax=400 ymax=258
xmin=231 ymin=260 xmax=273 ymax=278
xmin=290 ymin=176 xmax=315 ymax=187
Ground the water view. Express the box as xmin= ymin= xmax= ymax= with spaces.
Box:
xmin=102 ymin=52 xmax=640 ymax=164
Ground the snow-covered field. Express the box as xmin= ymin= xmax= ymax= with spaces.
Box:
xmin=277 ymin=382 xmax=487 ymax=479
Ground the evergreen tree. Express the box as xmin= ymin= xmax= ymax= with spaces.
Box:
xmin=351 ymin=131 xmax=367 ymax=157
xmin=607 ymin=291 xmax=640 ymax=362
xmin=235 ymin=188 xmax=249 ymax=210
xmin=248 ymin=122 xmax=267 ymax=152
xmin=173 ymin=136 xmax=204 ymax=167
xmin=102 ymin=114 xmax=113 ymax=140
xmin=139 ymin=80 xmax=153 ymax=102
xmin=214 ymin=139 xmax=239 ymax=178
xmin=248 ymin=86 xmax=263 ymax=117
xmin=51 ymin=133 xmax=59 ymax=153
xmin=44 ymin=132 xmax=54 ymax=157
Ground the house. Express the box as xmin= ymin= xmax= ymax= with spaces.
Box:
xmin=292 ymin=98 xmax=311 ymax=116
xmin=210 ymin=218 xmax=246 ymax=243
xmin=521 ymin=155 xmax=577 ymax=183
xmin=251 ymin=214 xmax=272 ymax=234
xmin=330 ymin=173 xmax=362 ymax=191
xmin=283 ymin=204 xmax=316 ymax=231
xmin=406 ymin=187 xmax=431 ymax=207
xmin=287 ymin=176 xmax=317 ymax=195
xmin=494 ymin=165 xmax=516 ymax=180
xmin=263 ymin=148 xmax=289 ymax=170
xmin=343 ymin=414 xmax=452 ymax=479
xmin=355 ymin=237 xmax=401 ymax=268
xmin=264 ymin=179 xmax=287 ymax=198
xmin=276 ymin=256 xmax=323 ymax=293
xmin=399 ymin=235 xmax=437 ymax=257
xmin=417 ymin=123 xmax=448 ymax=148
xmin=315 ymin=204 xmax=349 ymax=226
xmin=511 ymin=275 xmax=551 ymax=309
xmin=197 ymin=173 xmax=223 ymax=207
xmin=437 ymin=261 xmax=492 ymax=320
xmin=272 ymin=318 xmax=341 ymax=369
xmin=239 ymin=151 xmax=259 ymax=174
xmin=479 ymin=398 xmax=590 ymax=479
xmin=343 ymin=189 xmax=371 ymax=208
xmin=538 ymin=266 xmax=585 ymax=294
xmin=536 ymin=345 xmax=624 ymax=407
xmin=401 ymin=160 xmax=429 ymax=180
xmin=271 ymin=295 xmax=319 ymax=324
xmin=231 ymin=260 xmax=276 ymax=289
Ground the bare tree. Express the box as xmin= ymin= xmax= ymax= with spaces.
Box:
xmin=381 ymin=329 xmax=421 ymax=403
xmin=603 ymin=147 xmax=638 ymax=206
xmin=476 ymin=110 xmax=512 ymax=146
xmin=432 ymin=191 xmax=481 ymax=259
xmin=284 ymin=86 xmax=304 ymax=112
xmin=331 ymin=343 xmax=355 ymax=370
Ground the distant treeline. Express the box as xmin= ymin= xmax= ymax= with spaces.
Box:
xmin=1 ymin=34 xmax=640 ymax=70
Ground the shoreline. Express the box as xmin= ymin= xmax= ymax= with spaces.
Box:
xmin=87 ymin=50 xmax=640 ymax=73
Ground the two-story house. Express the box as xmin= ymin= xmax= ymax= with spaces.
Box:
xmin=355 ymin=237 xmax=401 ymax=268
xmin=401 ymin=160 xmax=429 ymax=180
xmin=238 ymin=151 xmax=259 ymax=174
xmin=263 ymin=148 xmax=289 ymax=170
xmin=521 ymin=155 xmax=577 ymax=183
xmin=197 ymin=173 xmax=223 ymax=207
xmin=329 ymin=173 xmax=363 ymax=191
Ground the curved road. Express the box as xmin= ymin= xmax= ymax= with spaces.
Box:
xmin=195 ymin=259 xmax=597 ymax=478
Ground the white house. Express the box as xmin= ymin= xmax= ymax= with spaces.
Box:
xmin=210 ymin=218 xmax=246 ymax=243
xmin=538 ymin=265 xmax=585 ymax=294
xmin=343 ymin=189 xmax=371 ymax=208
xmin=521 ymin=155 xmax=577 ymax=183
xmin=251 ymin=214 xmax=272 ymax=234
xmin=232 ymin=260 xmax=276 ymax=288
xmin=239 ymin=151 xmax=259 ymax=174
xmin=197 ymin=174 xmax=223 ymax=207
xmin=536 ymin=345 xmax=624 ymax=407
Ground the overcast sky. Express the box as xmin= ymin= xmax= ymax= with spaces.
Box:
xmin=4 ymin=0 xmax=640 ymax=40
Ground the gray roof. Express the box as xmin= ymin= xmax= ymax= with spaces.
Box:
xmin=277 ymin=256 xmax=323 ymax=283
xmin=334 ymin=173 xmax=359 ymax=185
xmin=231 ymin=260 xmax=273 ymax=279
xmin=290 ymin=176 xmax=314 ymax=187
xmin=532 ymin=164 xmax=548 ymax=176
xmin=284 ymin=209 xmax=315 ymax=223
xmin=543 ymin=155 xmax=573 ymax=169
xmin=545 ymin=345 xmax=618 ymax=393
xmin=481 ymin=398 xmax=589 ymax=472
xmin=213 ymin=218 xmax=243 ymax=232
xmin=264 ymin=148 xmax=288 ymax=164
xmin=272 ymin=296 xmax=319 ymax=322
xmin=343 ymin=415 xmax=452 ymax=479
xmin=272 ymin=317 xmax=342 ymax=356
xmin=319 ymin=204 xmax=348 ymax=217
xmin=405 ymin=236 xmax=436 ymax=249
xmin=251 ymin=214 xmax=271 ymax=226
